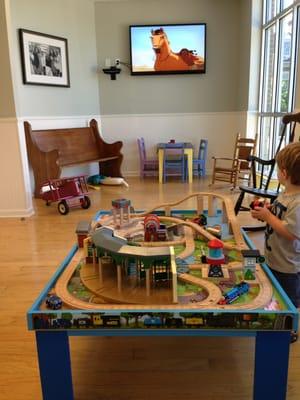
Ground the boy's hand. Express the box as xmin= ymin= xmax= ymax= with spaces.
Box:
xmin=250 ymin=205 xmax=272 ymax=222
xmin=250 ymin=199 xmax=271 ymax=210
xmin=264 ymin=201 xmax=271 ymax=209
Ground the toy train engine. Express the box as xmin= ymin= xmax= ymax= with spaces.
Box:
xmin=73 ymin=317 xmax=92 ymax=328
xmin=165 ymin=317 xmax=184 ymax=328
xmin=52 ymin=318 xmax=72 ymax=329
xmin=185 ymin=316 xmax=204 ymax=327
xmin=249 ymin=198 xmax=268 ymax=222
xmin=92 ymin=314 xmax=104 ymax=326
xmin=206 ymin=313 xmax=237 ymax=328
xmin=45 ymin=294 xmax=62 ymax=310
xmin=192 ymin=213 xmax=207 ymax=226
xmin=144 ymin=316 xmax=162 ymax=328
xmin=249 ymin=198 xmax=265 ymax=210
xmin=218 ymin=281 xmax=250 ymax=305
xmin=102 ymin=315 xmax=121 ymax=327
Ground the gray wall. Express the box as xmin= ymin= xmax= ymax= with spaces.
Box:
xmin=9 ymin=0 xmax=100 ymax=117
xmin=95 ymin=0 xmax=251 ymax=115
xmin=237 ymin=0 xmax=252 ymax=110
xmin=248 ymin=0 xmax=263 ymax=112
xmin=0 ymin=0 xmax=16 ymax=117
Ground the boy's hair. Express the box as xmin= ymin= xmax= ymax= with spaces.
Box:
xmin=276 ymin=142 xmax=300 ymax=185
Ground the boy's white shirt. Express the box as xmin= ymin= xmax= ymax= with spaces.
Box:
xmin=265 ymin=191 xmax=300 ymax=274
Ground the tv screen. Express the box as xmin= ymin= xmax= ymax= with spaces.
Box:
xmin=129 ymin=23 xmax=206 ymax=75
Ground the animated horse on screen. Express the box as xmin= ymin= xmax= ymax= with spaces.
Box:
xmin=151 ymin=28 xmax=204 ymax=71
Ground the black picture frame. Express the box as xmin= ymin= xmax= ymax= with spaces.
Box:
xmin=19 ymin=29 xmax=70 ymax=87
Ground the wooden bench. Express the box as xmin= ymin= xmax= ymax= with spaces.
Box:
xmin=24 ymin=119 xmax=123 ymax=198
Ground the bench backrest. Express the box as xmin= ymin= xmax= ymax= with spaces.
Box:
xmin=30 ymin=126 xmax=101 ymax=165
xmin=24 ymin=119 xmax=123 ymax=198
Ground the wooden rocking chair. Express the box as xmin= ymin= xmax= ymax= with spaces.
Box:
xmin=211 ymin=133 xmax=258 ymax=189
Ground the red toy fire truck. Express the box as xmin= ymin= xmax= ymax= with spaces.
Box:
xmin=40 ymin=175 xmax=91 ymax=215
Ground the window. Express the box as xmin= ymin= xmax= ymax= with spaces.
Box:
xmin=258 ymin=0 xmax=299 ymax=162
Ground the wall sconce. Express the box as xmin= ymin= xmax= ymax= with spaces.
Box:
xmin=102 ymin=59 xmax=121 ymax=80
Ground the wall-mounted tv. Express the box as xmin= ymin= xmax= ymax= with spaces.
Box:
xmin=129 ymin=23 xmax=206 ymax=76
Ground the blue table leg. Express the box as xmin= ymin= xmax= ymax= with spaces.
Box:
xmin=36 ymin=331 xmax=74 ymax=400
xmin=254 ymin=331 xmax=290 ymax=400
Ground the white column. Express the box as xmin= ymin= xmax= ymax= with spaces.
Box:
xmin=0 ymin=2 xmax=33 ymax=217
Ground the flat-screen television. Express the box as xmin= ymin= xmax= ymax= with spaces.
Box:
xmin=129 ymin=23 xmax=206 ymax=75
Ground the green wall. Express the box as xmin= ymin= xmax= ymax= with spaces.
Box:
xmin=9 ymin=0 xmax=100 ymax=117
xmin=0 ymin=0 xmax=16 ymax=117
xmin=95 ymin=0 xmax=252 ymax=115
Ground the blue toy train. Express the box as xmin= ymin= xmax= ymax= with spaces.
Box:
xmin=218 ymin=281 xmax=250 ymax=305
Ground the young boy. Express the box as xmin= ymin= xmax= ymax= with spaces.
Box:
xmin=251 ymin=142 xmax=300 ymax=308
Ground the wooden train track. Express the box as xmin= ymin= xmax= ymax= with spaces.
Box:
xmin=54 ymin=193 xmax=273 ymax=311
xmin=55 ymin=251 xmax=273 ymax=311
xmin=93 ymin=192 xmax=247 ymax=251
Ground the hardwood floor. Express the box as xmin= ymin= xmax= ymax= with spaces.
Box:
xmin=0 ymin=177 xmax=298 ymax=400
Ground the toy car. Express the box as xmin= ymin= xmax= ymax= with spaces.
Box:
xmin=46 ymin=295 xmax=63 ymax=310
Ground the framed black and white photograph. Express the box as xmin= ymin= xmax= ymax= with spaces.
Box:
xmin=19 ymin=29 xmax=70 ymax=87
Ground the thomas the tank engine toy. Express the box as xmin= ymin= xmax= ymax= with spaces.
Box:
xmin=218 ymin=282 xmax=250 ymax=305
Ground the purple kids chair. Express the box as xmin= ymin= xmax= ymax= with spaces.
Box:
xmin=137 ymin=138 xmax=159 ymax=177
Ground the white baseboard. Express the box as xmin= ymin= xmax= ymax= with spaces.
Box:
xmin=0 ymin=206 xmax=34 ymax=218
xmin=124 ymin=169 xmax=213 ymax=177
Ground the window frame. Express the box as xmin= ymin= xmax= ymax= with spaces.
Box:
xmin=257 ymin=0 xmax=300 ymax=162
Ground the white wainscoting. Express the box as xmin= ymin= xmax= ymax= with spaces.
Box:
xmin=0 ymin=112 xmax=249 ymax=216
xmin=100 ymin=111 xmax=249 ymax=176
xmin=21 ymin=111 xmax=249 ymax=179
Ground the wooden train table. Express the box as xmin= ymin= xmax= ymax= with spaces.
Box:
xmin=28 ymin=193 xmax=299 ymax=400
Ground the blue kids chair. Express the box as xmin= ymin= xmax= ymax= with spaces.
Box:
xmin=193 ymin=139 xmax=208 ymax=177
xmin=163 ymin=144 xmax=186 ymax=182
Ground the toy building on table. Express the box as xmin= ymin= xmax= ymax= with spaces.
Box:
xmin=28 ymin=192 xmax=298 ymax=333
